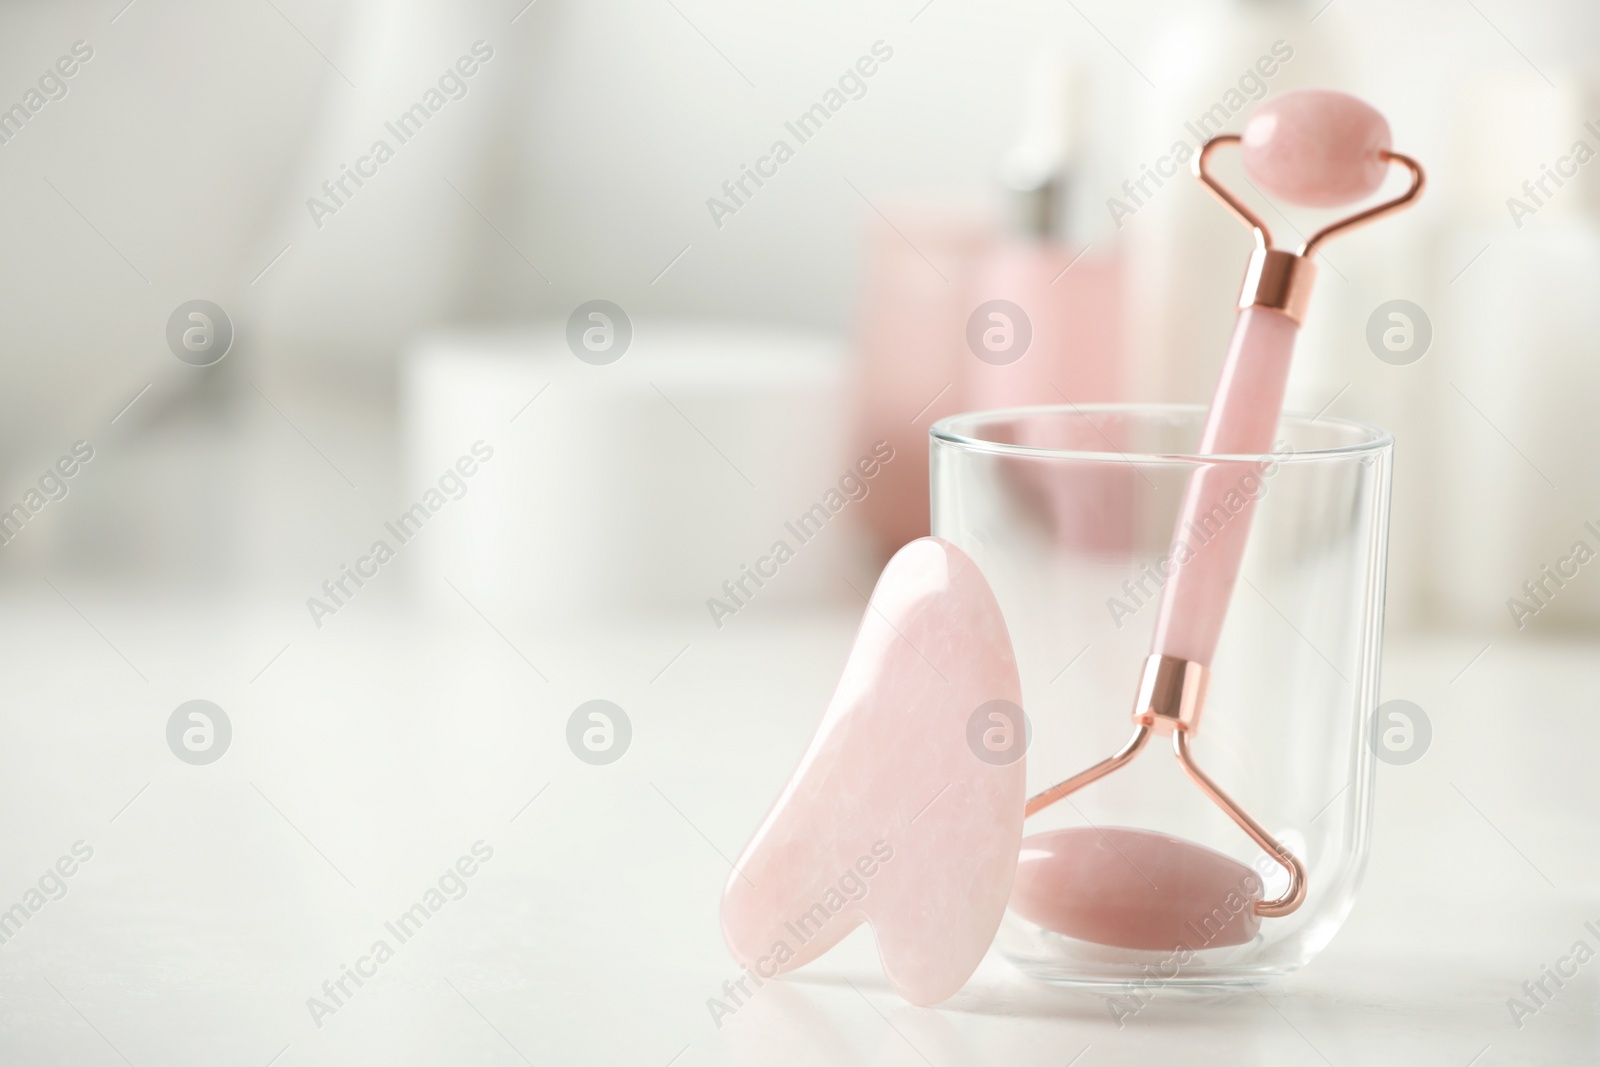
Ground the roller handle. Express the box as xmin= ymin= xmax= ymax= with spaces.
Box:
xmin=1150 ymin=306 xmax=1300 ymax=667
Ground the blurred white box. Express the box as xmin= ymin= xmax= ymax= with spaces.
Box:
xmin=402 ymin=323 xmax=856 ymax=622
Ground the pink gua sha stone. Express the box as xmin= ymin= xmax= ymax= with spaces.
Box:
xmin=1241 ymin=88 xmax=1392 ymax=208
xmin=721 ymin=537 xmax=1025 ymax=1006
xmin=1010 ymin=828 xmax=1264 ymax=951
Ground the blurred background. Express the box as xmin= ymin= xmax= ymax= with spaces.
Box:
xmin=0 ymin=1 xmax=1598 ymax=1062
xmin=1 ymin=0 xmax=1596 ymax=644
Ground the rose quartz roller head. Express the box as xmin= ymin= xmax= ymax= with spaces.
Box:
xmin=1011 ymin=90 xmax=1424 ymax=951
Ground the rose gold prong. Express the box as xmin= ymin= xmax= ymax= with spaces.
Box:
xmin=1300 ymin=150 xmax=1425 ymax=256
xmin=1193 ymin=134 xmax=1271 ymax=250
xmin=1024 ymin=723 xmax=1150 ymax=818
xmin=1173 ymin=730 xmax=1307 ymax=917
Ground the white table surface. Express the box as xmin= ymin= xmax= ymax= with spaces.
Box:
xmin=0 ymin=593 xmax=1593 ymax=1066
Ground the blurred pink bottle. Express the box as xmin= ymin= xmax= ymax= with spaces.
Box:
xmin=853 ymin=205 xmax=994 ymax=555
xmin=965 ymin=52 xmax=1124 ymax=410
xmin=964 ymin=243 xmax=1122 ymax=409
xmin=964 ymin=53 xmax=1130 ymax=554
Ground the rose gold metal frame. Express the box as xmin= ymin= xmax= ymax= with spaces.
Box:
xmin=1191 ymin=134 xmax=1425 ymax=324
xmin=1026 ymin=654 xmax=1306 ymax=916
xmin=1193 ymin=134 xmax=1426 ymax=255
xmin=1023 ymin=135 xmax=1424 ymax=919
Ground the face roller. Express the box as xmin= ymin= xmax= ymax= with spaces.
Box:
xmin=1010 ymin=90 xmax=1425 ymax=950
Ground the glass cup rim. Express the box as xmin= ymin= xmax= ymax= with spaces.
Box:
xmin=931 ymin=403 xmax=1393 ymax=464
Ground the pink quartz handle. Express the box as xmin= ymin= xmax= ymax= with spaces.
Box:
xmin=1150 ymin=306 xmax=1299 ymax=666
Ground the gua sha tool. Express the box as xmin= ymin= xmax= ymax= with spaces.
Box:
xmin=721 ymin=537 xmax=1025 ymax=1006
xmin=1013 ymin=90 xmax=1425 ymax=951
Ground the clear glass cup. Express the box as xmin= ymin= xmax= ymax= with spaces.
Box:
xmin=930 ymin=404 xmax=1392 ymax=987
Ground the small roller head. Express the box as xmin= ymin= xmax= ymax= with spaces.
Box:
xmin=1241 ymin=89 xmax=1392 ymax=208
